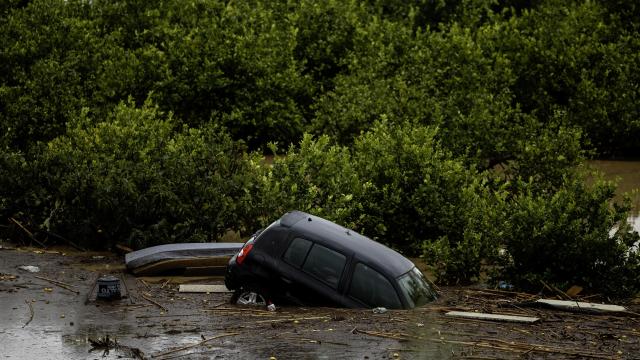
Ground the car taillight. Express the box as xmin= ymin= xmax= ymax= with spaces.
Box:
xmin=236 ymin=243 xmax=254 ymax=265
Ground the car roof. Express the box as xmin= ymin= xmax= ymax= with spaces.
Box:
xmin=281 ymin=211 xmax=415 ymax=278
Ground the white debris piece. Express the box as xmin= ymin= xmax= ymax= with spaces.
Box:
xmin=18 ymin=265 xmax=40 ymax=273
xmin=446 ymin=311 xmax=540 ymax=324
xmin=536 ymin=299 xmax=627 ymax=313
xmin=178 ymin=284 xmax=232 ymax=293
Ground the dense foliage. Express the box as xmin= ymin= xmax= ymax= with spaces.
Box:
xmin=1 ymin=0 xmax=638 ymax=297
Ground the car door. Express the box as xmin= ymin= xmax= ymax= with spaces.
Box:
xmin=278 ymin=237 xmax=351 ymax=306
xmin=345 ymin=261 xmax=403 ymax=309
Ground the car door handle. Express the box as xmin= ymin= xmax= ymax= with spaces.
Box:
xmin=281 ymin=276 xmax=292 ymax=284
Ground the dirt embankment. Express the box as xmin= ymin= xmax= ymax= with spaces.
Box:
xmin=1 ymin=245 xmax=638 ymax=359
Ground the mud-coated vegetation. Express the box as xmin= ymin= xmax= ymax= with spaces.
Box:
xmin=1 ymin=0 xmax=639 ymax=297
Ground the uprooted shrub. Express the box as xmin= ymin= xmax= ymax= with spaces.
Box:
xmin=27 ymin=99 xmax=260 ymax=249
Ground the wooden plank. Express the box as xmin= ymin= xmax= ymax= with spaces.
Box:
xmin=178 ymin=284 xmax=232 ymax=293
xmin=536 ymin=299 xmax=626 ymax=313
xmin=445 ymin=311 xmax=540 ymax=324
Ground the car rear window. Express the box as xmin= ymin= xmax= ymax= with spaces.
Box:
xmin=302 ymin=244 xmax=346 ymax=289
xmin=283 ymin=237 xmax=312 ymax=268
xmin=348 ymin=263 xmax=401 ymax=309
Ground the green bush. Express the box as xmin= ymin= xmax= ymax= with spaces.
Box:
xmin=27 ymin=100 xmax=260 ymax=249
xmin=264 ymin=121 xmax=491 ymax=259
xmin=498 ymin=175 xmax=640 ymax=297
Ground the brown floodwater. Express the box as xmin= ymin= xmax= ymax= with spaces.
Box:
xmin=589 ymin=160 xmax=640 ymax=212
xmin=588 ymin=160 xmax=640 ymax=233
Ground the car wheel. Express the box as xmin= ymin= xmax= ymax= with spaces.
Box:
xmin=233 ymin=289 xmax=267 ymax=306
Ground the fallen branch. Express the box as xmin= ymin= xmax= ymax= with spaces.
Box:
xmin=151 ymin=332 xmax=239 ymax=358
xmin=9 ymin=217 xmax=47 ymax=248
xmin=22 ymin=300 xmax=34 ymax=328
xmin=34 ymin=275 xmax=80 ymax=294
xmin=142 ymin=293 xmax=168 ymax=312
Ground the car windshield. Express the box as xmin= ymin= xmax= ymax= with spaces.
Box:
xmin=397 ymin=267 xmax=437 ymax=308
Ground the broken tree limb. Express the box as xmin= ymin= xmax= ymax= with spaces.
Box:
xmin=151 ymin=332 xmax=239 ymax=358
xmin=34 ymin=275 xmax=80 ymax=294
xmin=445 ymin=311 xmax=540 ymax=324
xmin=22 ymin=300 xmax=34 ymax=328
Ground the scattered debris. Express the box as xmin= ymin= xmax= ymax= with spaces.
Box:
xmin=497 ymin=281 xmax=514 ymax=290
xmin=178 ymin=284 xmax=232 ymax=293
xmin=18 ymin=265 xmax=40 ymax=273
xmin=267 ymin=302 xmax=276 ymax=312
xmin=445 ymin=311 xmax=540 ymax=324
xmin=372 ymin=307 xmax=388 ymax=314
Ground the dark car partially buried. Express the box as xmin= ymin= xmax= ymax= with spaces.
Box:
xmin=225 ymin=211 xmax=437 ymax=309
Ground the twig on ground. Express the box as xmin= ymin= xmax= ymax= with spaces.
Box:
xmin=34 ymin=275 xmax=80 ymax=294
xmin=22 ymin=300 xmax=34 ymax=328
xmin=140 ymin=279 xmax=151 ymax=290
xmin=142 ymin=293 xmax=168 ymax=312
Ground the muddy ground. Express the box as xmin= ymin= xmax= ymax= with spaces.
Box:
xmin=1 ymin=245 xmax=638 ymax=359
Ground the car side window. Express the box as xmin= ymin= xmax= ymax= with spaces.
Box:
xmin=348 ymin=263 xmax=401 ymax=309
xmin=301 ymin=244 xmax=346 ymax=289
xmin=283 ymin=237 xmax=312 ymax=268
